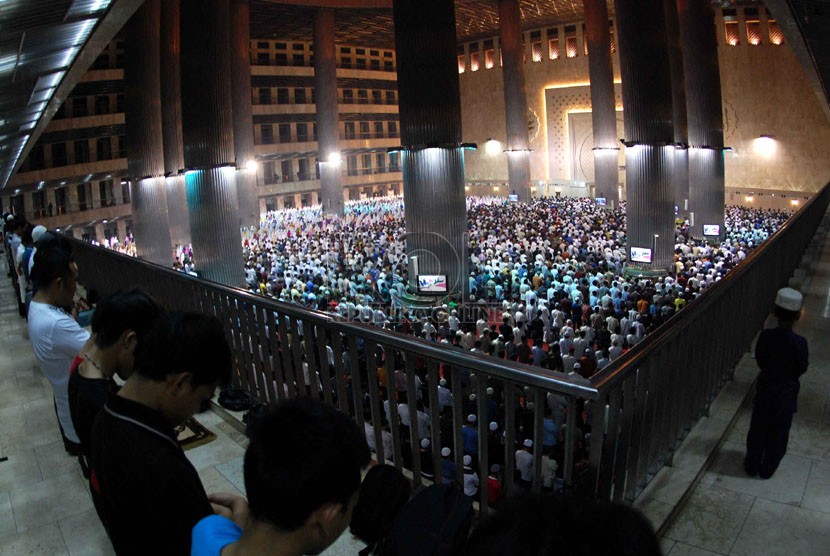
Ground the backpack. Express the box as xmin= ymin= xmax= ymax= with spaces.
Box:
xmin=218 ymin=387 xmax=252 ymax=411
xmin=381 ymin=484 xmax=473 ymax=556
xmin=350 ymin=464 xmax=411 ymax=556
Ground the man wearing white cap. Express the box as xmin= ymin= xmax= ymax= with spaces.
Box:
xmin=745 ymin=287 xmax=809 ymax=479
xmin=515 ymin=439 xmax=534 ymax=489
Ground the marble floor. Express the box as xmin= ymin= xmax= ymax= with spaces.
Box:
xmin=661 ymin=225 xmax=830 ymax=556
xmin=0 ymin=254 xmax=364 ymax=555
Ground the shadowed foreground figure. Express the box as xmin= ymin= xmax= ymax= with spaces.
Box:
xmin=745 ymin=286 xmax=809 ymax=479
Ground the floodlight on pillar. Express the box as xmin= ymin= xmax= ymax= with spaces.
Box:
xmin=327 ymin=152 xmax=342 ymax=165
xmin=245 ymin=159 xmax=258 ymax=172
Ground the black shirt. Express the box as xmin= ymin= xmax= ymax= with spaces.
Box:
xmin=67 ymin=357 xmax=114 ymax=460
xmin=89 ymin=393 xmax=213 ymax=556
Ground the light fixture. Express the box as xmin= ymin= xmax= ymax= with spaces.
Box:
xmin=753 ymin=135 xmax=776 ymax=157
xmin=745 ymin=195 xmax=754 ymax=202
xmin=484 ymin=139 xmax=501 ymax=156
xmin=327 ymin=152 xmax=341 ymax=165
xmin=790 ymin=199 xmax=800 ymax=206
xmin=246 ymin=159 xmax=258 ymax=171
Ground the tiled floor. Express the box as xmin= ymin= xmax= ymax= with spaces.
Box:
xmin=661 ymin=223 xmax=830 ymax=556
xmin=0 ymin=254 xmax=364 ymax=555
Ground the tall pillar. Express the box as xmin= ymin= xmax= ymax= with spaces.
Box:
xmin=498 ymin=0 xmax=531 ymax=202
xmin=91 ymin=180 xmax=102 ymax=209
xmin=230 ymin=0 xmax=259 ymax=227
xmin=314 ymin=9 xmax=344 ymax=215
xmin=665 ymin=0 xmax=690 ymax=218
xmin=615 ymin=0 xmax=676 ymax=274
xmin=584 ymin=0 xmax=619 ymax=205
xmin=124 ymin=0 xmax=174 ymax=266
xmin=181 ymin=0 xmax=245 ymax=286
xmin=160 ymin=0 xmax=192 ymax=249
xmin=678 ymin=0 xmax=725 ymax=241
xmin=394 ymin=0 xmax=469 ymax=299
xmin=116 ymin=219 xmax=127 ymax=243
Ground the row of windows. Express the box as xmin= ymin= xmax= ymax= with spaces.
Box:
xmin=257 ymin=121 xmax=399 ymax=145
xmin=52 ymin=94 xmax=124 ymax=120
xmin=90 ymin=41 xmax=125 ymax=70
xmin=21 ymin=138 xmax=124 ymax=172
xmin=458 ymin=22 xmax=616 ymax=73
xmin=251 ymin=41 xmax=396 ymax=71
xmin=5 ymin=180 xmax=130 ymax=219
xmin=723 ymin=9 xmax=784 ymax=46
xmin=254 ymin=87 xmax=397 ymax=106
xmin=260 ymin=152 xmax=401 ymax=183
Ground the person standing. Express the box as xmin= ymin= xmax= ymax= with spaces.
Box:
xmin=745 ymin=287 xmax=809 ymax=479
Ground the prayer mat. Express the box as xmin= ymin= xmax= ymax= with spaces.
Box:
xmin=175 ymin=417 xmax=216 ymax=451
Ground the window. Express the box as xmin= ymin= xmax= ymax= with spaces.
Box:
xmin=278 ymin=124 xmax=291 ymax=143
xmin=565 ymin=25 xmax=578 ymax=58
xmin=275 ymin=52 xmax=288 ymax=65
xmin=281 ymin=160 xmax=292 ymax=182
xmin=385 ymin=90 xmax=395 ymax=104
xmin=362 ymin=154 xmax=372 ymax=174
xmin=345 ymin=122 xmax=356 ymax=140
xmin=121 ymin=181 xmax=131 ymax=204
xmin=341 ymin=56 xmax=352 ymax=69
xmin=96 ymin=137 xmax=112 ymax=161
xmin=116 ymin=93 xmax=125 ymax=112
xmin=469 ymin=43 xmax=480 ymax=71
xmin=27 ymin=145 xmax=45 ymax=170
xmin=293 ymin=43 xmax=304 ymax=50
xmin=458 ymin=45 xmax=466 ymax=74
xmin=77 ymin=183 xmax=89 ymax=211
xmin=372 ymin=90 xmax=382 ymax=104
xmin=276 ymin=42 xmax=287 ymax=50
xmin=117 ymin=136 xmax=126 ymax=158
xmin=384 ymin=59 xmax=393 ymax=71
xmin=32 ymin=191 xmax=45 ymax=218
xmin=257 ymin=52 xmax=270 ymax=65
xmin=263 ymin=161 xmax=276 ymax=183
xmin=95 ymin=95 xmax=110 ymax=115
xmin=99 ymin=180 xmax=115 ymax=207
xmin=530 ymin=32 xmax=543 ymax=62
xmin=259 ymin=87 xmax=272 ymax=104
xmin=484 ymin=39 xmax=495 ymax=69
xmin=768 ymin=18 xmax=784 ymax=45
xmin=343 ymin=90 xmax=354 ymax=103
xmin=298 ymin=158 xmax=310 ymax=180
xmin=294 ymin=88 xmax=307 ymax=104
xmin=74 ymin=140 xmax=90 ymax=164
xmin=296 ymin=123 xmax=309 ymax=142
xmin=388 ymin=121 xmax=398 ymax=137
xmin=358 ymin=89 xmax=368 ymax=104
xmin=374 ymin=121 xmax=384 ymax=137
xmin=277 ymin=88 xmax=289 ymax=104
xmin=257 ymin=41 xmax=269 ymax=48
xmin=52 ymin=143 xmax=67 ymax=166
xmin=261 ymin=124 xmax=274 ymax=144
xmin=548 ymin=28 xmax=560 ymax=59
xmin=313 ymin=123 xmax=317 ymax=141
xmin=359 ymin=121 xmax=370 ymax=138
xmin=723 ymin=9 xmax=739 ymax=45
xmin=347 ymin=155 xmax=358 ymax=176
xmin=73 ymin=97 xmax=88 ymax=117
xmin=55 ymin=187 xmax=68 ymax=215
xmin=92 ymin=53 xmax=109 ymax=69
xmin=292 ymin=54 xmax=305 ymax=66
xmin=341 ymin=47 xmax=351 ymax=54
xmin=310 ymin=88 xmax=316 ymax=104
xmin=376 ymin=153 xmax=387 ymax=173
xmin=389 ymin=152 xmax=400 ymax=171
xmin=355 ymin=58 xmax=366 ymax=69
xmin=54 ymin=103 xmax=66 ymax=119
xmin=745 ymin=8 xmax=761 ymax=45
xmin=370 ymin=59 xmax=380 ymax=70
xmin=356 ymin=48 xmax=365 ymax=55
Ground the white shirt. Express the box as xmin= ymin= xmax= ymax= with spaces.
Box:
xmin=515 ymin=449 xmax=534 ymax=481
xmin=463 ymin=468 xmax=480 ymax=496
xmin=28 ymin=300 xmax=90 ymax=443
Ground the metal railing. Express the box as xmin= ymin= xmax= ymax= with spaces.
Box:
xmin=64 ymin=182 xmax=829 ymax=510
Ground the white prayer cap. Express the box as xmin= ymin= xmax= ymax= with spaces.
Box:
xmin=775 ymin=287 xmax=802 ymax=312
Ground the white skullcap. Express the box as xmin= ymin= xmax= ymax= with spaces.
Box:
xmin=463 ymin=455 xmax=472 ymax=466
xmin=523 ymin=439 xmax=533 ymax=448
xmin=420 ymin=438 xmax=431 ymax=449
xmin=441 ymin=447 xmax=451 ymax=457
xmin=489 ymin=421 xmax=498 ymax=431
xmin=31 ymin=225 xmax=47 ymax=242
xmin=467 ymin=414 xmax=477 ymax=423
xmin=775 ymin=287 xmax=803 ymax=312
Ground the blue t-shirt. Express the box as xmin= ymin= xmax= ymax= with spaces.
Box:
xmin=192 ymin=515 xmax=243 ymax=556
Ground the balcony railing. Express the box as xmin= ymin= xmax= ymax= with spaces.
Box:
xmin=64 ymin=182 xmax=829 ymax=510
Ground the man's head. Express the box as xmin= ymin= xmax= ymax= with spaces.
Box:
xmin=244 ymin=398 xmax=370 ymax=554
xmin=31 ymin=247 xmax=77 ymax=306
xmin=131 ymin=312 xmax=232 ymax=426
xmin=91 ymin=290 xmax=165 ymax=379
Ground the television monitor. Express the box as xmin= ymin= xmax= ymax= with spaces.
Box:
xmin=630 ymin=247 xmax=652 ymax=264
xmin=508 ymin=194 xmax=519 ymax=202
xmin=703 ymin=224 xmax=720 ymax=236
xmin=595 ymin=197 xmax=607 ymax=206
xmin=417 ymin=275 xmax=448 ymax=294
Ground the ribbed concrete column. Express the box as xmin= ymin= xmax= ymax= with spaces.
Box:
xmin=498 ymin=0 xmax=531 ymax=202
xmin=124 ymin=0 xmax=173 ymax=266
xmin=393 ymin=0 xmax=469 ymax=299
xmin=314 ymin=9 xmax=344 ymax=215
xmin=230 ymin=0 xmax=259 ymax=227
xmin=584 ymin=0 xmax=619 ymax=205
xmin=160 ymin=0 xmax=191 ymax=250
xmin=615 ymin=0 xmax=676 ymax=274
xmin=665 ymin=0 xmax=690 ymax=218
xmin=181 ymin=0 xmax=244 ymax=286
xmin=678 ymin=0 xmax=725 ymax=241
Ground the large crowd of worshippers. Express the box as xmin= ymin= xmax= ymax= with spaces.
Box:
xmin=233 ymin=196 xmax=788 ymax=369
xmin=97 ymin=195 xmax=791 ymax=374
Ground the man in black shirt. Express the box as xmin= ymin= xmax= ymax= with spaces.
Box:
xmin=68 ymin=289 xmax=164 ymax=477
xmin=89 ymin=311 xmax=245 ymax=555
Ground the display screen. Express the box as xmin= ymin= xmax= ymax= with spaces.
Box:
xmin=595 ymin=197 xmax=607 ymax=206
xmin=508 ymin=194 xmax=519 ymax=202
xmin=630 ymin=247 xmax=652 ymax=264
xmin=417 ymin=275 xmax=448 ymax=293
xmin=703 ymin=224 xmax=720 ymax=236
